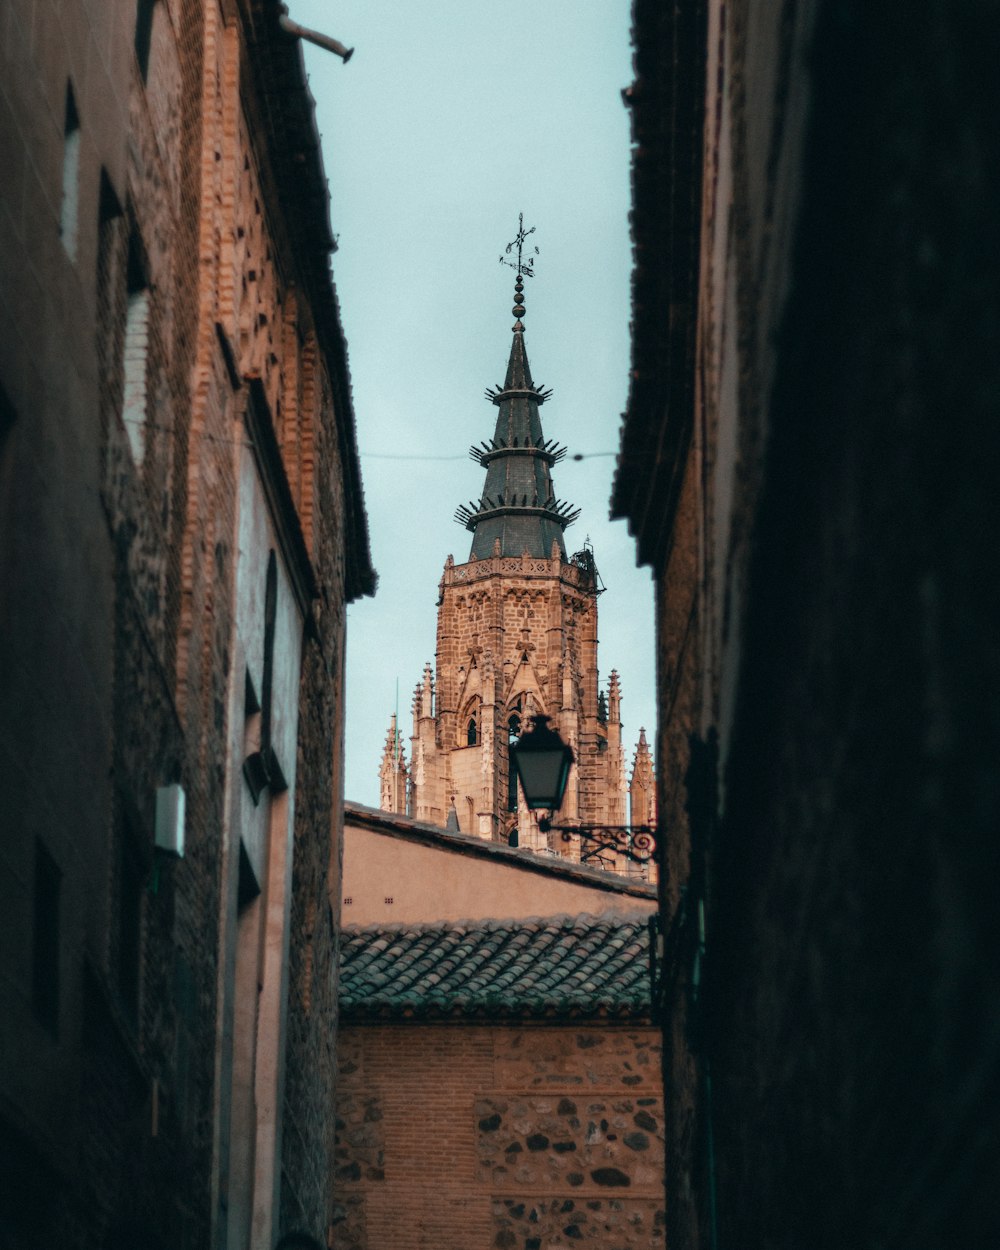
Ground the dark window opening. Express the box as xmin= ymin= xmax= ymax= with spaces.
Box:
xmin=135 ymin=0 xmax=155 ymax=81
xmin=237 ymin=841 xmax=261 ymax=909
xmin=507 ymin=705 xmax=522 ymax=813
xmin=96 ymin=170 xmax=124 ymax=441
xmin=261 ymin=551 xmax=277 ymax=755
xmin=245 ymin=553 xmax=286 ymax=799
xmin=242 ymin=667 xmax=266 ymax=804
xmin=467 ymin=717 xmax=478 ymax=747
xmin=32 ymin=840 xmax=61 ymax=1036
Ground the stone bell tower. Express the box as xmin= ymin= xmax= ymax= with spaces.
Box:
xmin=380 ymin=223 xmax=646 ymax=865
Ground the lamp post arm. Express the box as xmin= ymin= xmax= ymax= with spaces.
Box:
xmin=538 ymin=819 xmax=659 ymax=866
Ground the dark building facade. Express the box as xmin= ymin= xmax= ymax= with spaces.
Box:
xmin=0 ymin=0 xmax=374 ymax=1247
xmin=615 ymin=1 xmax=1000 ymax=1247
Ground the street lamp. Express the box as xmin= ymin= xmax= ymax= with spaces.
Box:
xmin=508 ymin=714 xmax=575 ymax=811
xmin=510 ymin=715 xmax=659 ymax=865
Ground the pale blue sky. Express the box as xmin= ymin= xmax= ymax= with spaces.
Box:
xmin=292 ymin=0 xmax=655 ymax=806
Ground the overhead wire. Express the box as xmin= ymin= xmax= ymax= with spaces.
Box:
xmin=359 ymin=450 xmax=616 ymax=462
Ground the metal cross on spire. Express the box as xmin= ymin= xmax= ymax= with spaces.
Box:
xmin=499 ymin=213 xmax=539 ymax=279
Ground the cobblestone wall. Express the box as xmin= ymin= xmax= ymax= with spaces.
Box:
xmin=333 ymin=1024 xmax=665 ymax=1250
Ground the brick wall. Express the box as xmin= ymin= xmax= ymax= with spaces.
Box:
xmin=0 ymin=0 xmax=369 ymax=1244
xmin=621 ymin=0 xmax=1000 ymax=1245
xmin=333 ymin=1023 xmax=665 ymax=1250
xmin=0 ymin=0 xmax=210 ymax=1242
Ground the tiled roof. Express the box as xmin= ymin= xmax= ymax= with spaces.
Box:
xmin=339 ymin=913 xmax=653 ymax=1022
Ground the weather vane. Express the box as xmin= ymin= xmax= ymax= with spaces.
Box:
xmin=499 ymin=213 xmax=539 ymax=279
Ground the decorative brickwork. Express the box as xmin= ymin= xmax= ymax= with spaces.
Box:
xmin=333 ymin=1026 xmax=665 ymax=1250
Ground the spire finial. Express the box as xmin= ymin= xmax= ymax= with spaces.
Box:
xmin=500 ymin=212 xmax=538 ymax=330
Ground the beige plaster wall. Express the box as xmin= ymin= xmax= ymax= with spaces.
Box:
xmin=342 ymin=822 xmax=656 ymax=926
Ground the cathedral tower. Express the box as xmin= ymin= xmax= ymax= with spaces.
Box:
xmin=381 ymin=224 xmax=647 ymax=867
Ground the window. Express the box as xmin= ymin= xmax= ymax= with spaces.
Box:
xmin=261 ymin=552 xmax=277 ymax=761
xmin=242 ymin=667 xmax=266 ymax=804
xmin=466 ymin=716 xmax=478 ymax=747
xmin=507 ymin=702 xmax=523 ymax=812
xmin=59 ymin=85 xmax=81 ymax=261
xmin=135 ymin=0 xmax=155 ymax=82
xmin=122 ymin=230 xmax=150 ymax=465
xmin=95 ymin=171 xmax=124 ymax=412
xmin=32 ymin=840 xmax=61 ymax=1036
xmin=242 ymin=553 xmax=287 ymax=800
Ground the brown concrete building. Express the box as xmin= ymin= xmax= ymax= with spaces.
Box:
xmin=615 ymin=0 xmax=1000 ymax=1246
xmin=333 ymin=913 xmax=665 ymax=1250
xmin=379 ymin=272 xmax=651 ymax=876
xmin=0 ymin=0 xmax=373 ymax=1247
xmin=342 ymin=802 xmax=658 ymax=927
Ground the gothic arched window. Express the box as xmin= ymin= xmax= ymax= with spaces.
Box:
xmin=507 ymin=701 xmax=522 ymax=812
xmin=467 ymin=717 xmax=478 ymax=747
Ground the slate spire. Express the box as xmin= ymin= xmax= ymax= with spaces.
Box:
xmin=456 ymin=233 xmax=579 ymax=559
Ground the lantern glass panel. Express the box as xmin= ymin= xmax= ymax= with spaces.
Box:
xmin=514 ymin=747 xmax=571 ymax=810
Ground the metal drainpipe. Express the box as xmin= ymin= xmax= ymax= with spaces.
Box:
xmin=277 ymin=7 xmax=354 ymax=62
xmin=696 ymin=896 xmax=719 ymax=1250
xmin=685 ymin=730 xmax=721 ymax=1250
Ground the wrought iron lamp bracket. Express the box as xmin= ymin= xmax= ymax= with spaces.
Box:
xmin=537 ymin=817 xmax=659 ymax=865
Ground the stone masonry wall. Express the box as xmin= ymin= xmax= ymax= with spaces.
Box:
xmin=333 ymin=1024 xmax=665 ymax=1250
xmin=630 ymin=0 xmax=1000 ymax=1246
xmin=0 ymin=0 xmax=365 ymax=1244
xmin=0 ymin=0 xmax=212 ymax=1242
xmin=707 ymin=3 xmax=1000 ymax=1245
xmin=420 ymin=552 xmax=623 ymax=850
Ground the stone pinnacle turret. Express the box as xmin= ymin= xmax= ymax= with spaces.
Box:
xmin=629 ymin=727 xmax=656 ymax=830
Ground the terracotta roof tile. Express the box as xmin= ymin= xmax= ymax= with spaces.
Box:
xmin=339 ymin=912 xmax=653 ymax=1022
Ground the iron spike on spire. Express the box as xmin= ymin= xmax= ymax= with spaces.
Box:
xmin=499 ymin=213 xmax=539 ymax=331
xmin=500 ymin=212 xmax=539 ymax=280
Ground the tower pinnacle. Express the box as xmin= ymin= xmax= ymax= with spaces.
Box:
xmin=378 ymin=225 xmax=633 ymax=869
xmin=456 ymin=219 xmax=579 ymax=559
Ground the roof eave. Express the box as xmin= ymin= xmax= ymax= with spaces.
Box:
xmin=611 ymin=0 xmax=709 ymax=573
xmin=245 ymin=0 xmax=377 ymax=601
